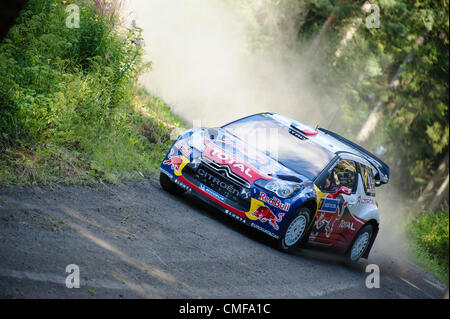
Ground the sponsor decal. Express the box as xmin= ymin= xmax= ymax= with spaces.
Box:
xmin=320 ymin=198 xmax=339 ymax=213
xmin=250 ymin=223 xmax=279 ymax=239
xmin=178 ymin=175 xmax=247 ymax=219
xmin=245 ymin=198 xmax=265 ymax=220
xmin=338 ymin=220 xmax=356 ymax=231
xmin=163 ymin=149 xmax=189 ymax=176
xmin=174 ymin=178 xmax=192 ymax=191
xmin=312 ymin=194 xmax=352 ymax=238
xmin=197 ymin=168 xmax=242 ymax=198
xmin=200 ymin=184 xmax=226 ymax=202
xmin=202 ymin=140 xmax=271 ymax=183
xmin=224 ymin=209 xmax=245 ymax=223
xmin=258 ymin=192 xmax=290 ymax=212
xmin=311 ymin=212 xmax=336 ymax=238
xmin=360 ymin=198 xmax=376 ymax=206
xmin=251 ymin=206 xmax=284 ymax=231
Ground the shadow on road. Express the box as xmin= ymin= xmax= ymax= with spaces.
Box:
xmin=174 ymin=191 xmax=367 ymax=273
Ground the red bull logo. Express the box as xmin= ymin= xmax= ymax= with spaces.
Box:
xmin=251 ymin=206 xmax=284 ymax=231
xmin=163 ymin=149 xmax=188 ymax=176
xmin=258 ymin=192 xmax=290 ymax=212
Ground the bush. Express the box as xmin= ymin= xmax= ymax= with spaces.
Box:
xmin=0 ymin=0 xmax=184 ymax=185
xmin=407 ymin=210 xmax=449 ymax=283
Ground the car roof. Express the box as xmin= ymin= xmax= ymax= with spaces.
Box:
xmin=268 ymin=113 xmax=360 ymax=155
xmin=266 ymin=113 xmax=390 ymax=182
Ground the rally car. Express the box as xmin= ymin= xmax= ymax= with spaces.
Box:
xmin=159 ymin=113 xmax=390 ymax=261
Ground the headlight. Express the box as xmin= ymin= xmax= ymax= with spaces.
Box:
xmin=187 ymin=130 xmax=206 ymax=152
xmin=255 ymin=179 xmax=302 ymax=198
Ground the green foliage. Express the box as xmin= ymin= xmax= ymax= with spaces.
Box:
xmin=0 ymin=0 xmax=183 ymax=185
xmin=407 ymin=211 xmax=449 ymax=283
xmin=288 ymin=0 xmax=449 ymax=199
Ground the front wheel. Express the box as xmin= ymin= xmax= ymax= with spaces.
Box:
xmin=347 ymin=224 xmax=373 ymax=262
xmin=278 ymin=207 xmax=311 ymax=253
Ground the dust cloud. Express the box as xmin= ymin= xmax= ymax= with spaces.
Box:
xmin=127 ymin=0 xmax=336 ymax=129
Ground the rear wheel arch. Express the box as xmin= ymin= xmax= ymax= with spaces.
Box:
xmin=366 ymin=219 xmax=379 ymax=232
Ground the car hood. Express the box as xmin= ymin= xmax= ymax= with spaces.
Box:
xmin=188 ymin=127 xmax=309 ymax=185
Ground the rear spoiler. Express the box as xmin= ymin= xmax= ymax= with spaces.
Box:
xmin=318 ymin=128 xmax=390 ymax=186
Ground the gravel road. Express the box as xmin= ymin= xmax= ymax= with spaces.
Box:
xmin=0 ymin=179 xmax=447 ymax=298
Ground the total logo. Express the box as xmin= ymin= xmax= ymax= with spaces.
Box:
xmin=338 ymin=220 xmax=355 ymax=231
xmin=258 ymin=192 xmax=291 ymax=212
xmin=210 ymin=149 xmax=253 ymax=177
xmin=202 ymin=140 xmax=269 ymax=183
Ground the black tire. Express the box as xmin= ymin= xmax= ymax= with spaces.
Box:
xmin=347 ymin=224 xmax=373 ymax=262
xmin=159 ymin=172 xmax=186 ymax=195
xmin=277 ymin=207 xmax=311 ymax=253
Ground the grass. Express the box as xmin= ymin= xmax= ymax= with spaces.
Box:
xmin=0 ymin=83 xmax=186 ymax=186
xmin=0 ymin=0 xmax=185 ymax=186
xmin=0 ymin=88 xmax=185 ymax=186
xmin=406 ymin=210 xmax=449 ymax=285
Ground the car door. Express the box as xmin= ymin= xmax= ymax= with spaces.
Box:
xmin=310 ymin=158 xmax=360 ymax=247
xmin=329 ymin=158 xmax=380 ymax=251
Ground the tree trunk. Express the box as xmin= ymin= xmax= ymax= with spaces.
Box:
xmin=417 ymin=151 xmax=449 ymax=210
xmin=428 ymin=174 xmax=449 ymax=213
xmin=333 ymin=18 xmax=362 ymax=65
xmin=307 ymin=12 xmax=337 ymax=56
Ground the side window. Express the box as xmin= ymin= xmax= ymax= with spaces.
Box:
xmin=359 ymin=164 xmax=376 ymax=197
xmin=321 ymin=160 xmax=357 ymax=193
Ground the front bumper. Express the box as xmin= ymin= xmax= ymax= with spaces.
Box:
xmin=160 ymin=167 xmax=282 ymax=240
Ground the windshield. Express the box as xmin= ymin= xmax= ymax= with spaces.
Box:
xmin=222 ymin=114 xmax=335 ymax=180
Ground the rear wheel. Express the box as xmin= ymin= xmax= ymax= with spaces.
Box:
xmin=159 ymin=172 xmax=186 ymax=195
xmin=347 ymin=224 xmax=373 ymax=262
xmin=278 ymin=207 xmax=311 ymax=253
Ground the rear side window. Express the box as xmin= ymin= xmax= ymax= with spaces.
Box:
xmin=359 ymin=164 xmax=376 ymax=197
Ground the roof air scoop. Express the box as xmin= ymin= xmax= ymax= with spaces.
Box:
xmin=290 ymin=122 xmax=318 ymax=136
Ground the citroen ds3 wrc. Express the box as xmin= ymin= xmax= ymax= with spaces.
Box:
xmin=159 ymin=113 xmax=390 ymax=261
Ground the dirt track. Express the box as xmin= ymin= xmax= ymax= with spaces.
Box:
xmin=0 ymin=179 xmax=447 ymax=298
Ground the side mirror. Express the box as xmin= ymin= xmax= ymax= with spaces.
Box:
xmin=330 ymin=186 xmax=351 ymax=198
